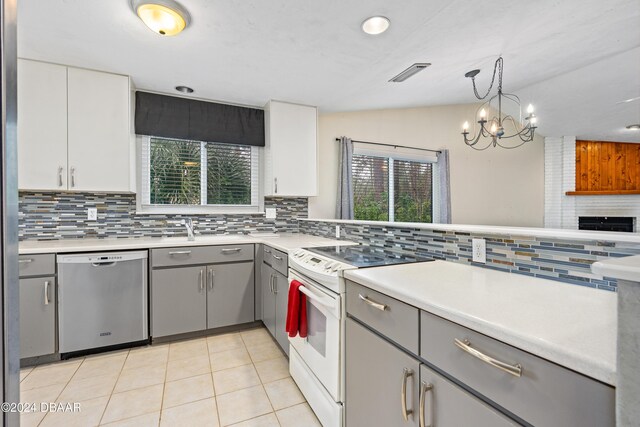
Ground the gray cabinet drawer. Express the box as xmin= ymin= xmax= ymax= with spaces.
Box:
xmin=420 ymin=310 xmax=615 ymax=427
xmin=151 ymin=244 xmax=253 ymax=267
xmin=346 ymin=280 xmax=419 ymax=354
xmin=263 ymin=246 xmax=288 ymax=276
xmin=19 ymin=254 xmax=55 ymax=277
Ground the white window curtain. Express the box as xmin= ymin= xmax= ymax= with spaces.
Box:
xmin=436 ymin=149 xmax=451 ymax=223
xmin=336 ymin=136 xmax=354 ymax=219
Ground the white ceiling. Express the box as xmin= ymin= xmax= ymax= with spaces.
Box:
xmin=17 ymin=0 xmax=640 ymax=141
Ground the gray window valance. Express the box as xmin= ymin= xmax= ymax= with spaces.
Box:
xmin=134 ymin=91 xmax=265 ymax=147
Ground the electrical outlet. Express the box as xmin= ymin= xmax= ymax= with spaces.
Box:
xmin=472 ymin=238 xmax=486 ymax=263
xmin=265 ymin=208 xmax=276 ymax=219
xmin=335 ymin=225 xmax=341 ymax=239
xmin=87 ymin=208 xmax=98 ymax=221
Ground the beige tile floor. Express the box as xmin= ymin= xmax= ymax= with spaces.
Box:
xmin=19 ymin=327 xmax=321 ymax=427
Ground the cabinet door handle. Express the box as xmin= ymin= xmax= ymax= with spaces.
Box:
xmin=19 ymin=258 xmax=33 ymax=264
xmin=199 ymin=269 xmax=204 ymax=291
xmin=419 ymin=381 xmax=433 ymax=427
xmin=168 ymin=250 xmax=192 ymax=256
xmin=209 ymin=269 xmax=214 ymax=290
xmin=70 ymin=167 xmax=76 ymax=188
xmin=454 ymin=338 xmax=522 ymax=377
xmin=274 ymin=177 xmax=278 ymax=194
xmin=401 ymin=368 xmax=414 ymax=421
xmin=269 ymin=274 xmax=274 ymax=293
xmin=221 ymin=248 xmax=242 ymax=254
xmin=44 ymin=281 xmax=50 ymax=305
xmin=58 ymin=166 xmax=64 ymax=187
xmin=358 ymin=294 xmax=388 ymax=311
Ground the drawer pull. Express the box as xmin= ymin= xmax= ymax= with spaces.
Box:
xmin=264 ymin=248 xmax=272 ymax=254
xmin=358 ymin=294 xmax=388 ymax=311
xmin=401 ymin=368 xmax=414 ymax=421
xmin=273 ymin=254 xmax=283 ymax=261
xmin=221 ymin=248 xmax=242 ymax=254
xmin=419 ymin=381 xmax=433 ymax=427
xmin=168 ymin=250 xmax=192 ymax=256
xmin=19 ymin=258 xmax=34 ymax=264
xmin=454 ymin=338 xmax=522 ymax=378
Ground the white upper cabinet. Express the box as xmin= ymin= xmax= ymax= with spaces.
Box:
xmin=263 ymin=100 xmax=317 ymax=197
xmin=17 ymin=60 xmax=131 ymax=192
xmin=17 ymin=60 xmax=68 ymax=191
xmin=67 ymin=68 xmax=130 ymax=192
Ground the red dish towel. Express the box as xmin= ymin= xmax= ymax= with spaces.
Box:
xmin=286 ymin=280 xmax=308 ymax=338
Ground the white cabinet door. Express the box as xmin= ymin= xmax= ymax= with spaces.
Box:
xmin=67 ymin=68 xmax=130 ymax=192
xmin=265 ymin=101 xmax=317 ymax=196
xmin=17 ymin=59 xmax=68 ymax=190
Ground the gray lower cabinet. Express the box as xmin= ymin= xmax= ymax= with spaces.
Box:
xmin=261 ymin=262 xmax=277 ymax=337
xmin=20 ymin=277 xmax=56 ymax=359
xmin=152 ymin=266 xmax=207 ymax=337
xmin=419 ymin=364 xmax=517 ymax=427
xmin=261 ymin=245 xmax=290 ymax=355
xmin=207 ymin=262 xmax=255 ymax=329
xmin=274 ymin=272 xmax=290 ymax=356
xmin=346 ymin=318 xmax=420 ymax=427
xmin=346 ymin=318 xmax=516 ymax=427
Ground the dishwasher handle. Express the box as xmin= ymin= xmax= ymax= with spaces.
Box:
xmin=91 ymin=261 xmax=116 ymax=267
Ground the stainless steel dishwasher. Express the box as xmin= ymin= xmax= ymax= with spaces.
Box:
xmin=57 ymin=251 xmax=148 ymax=354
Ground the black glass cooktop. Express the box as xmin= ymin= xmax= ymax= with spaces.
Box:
xmin=307 ymin=245 xmax=434 ymax=268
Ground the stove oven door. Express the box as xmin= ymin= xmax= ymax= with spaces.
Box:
xmin=288 ymin=270 xmax=341 ymax=402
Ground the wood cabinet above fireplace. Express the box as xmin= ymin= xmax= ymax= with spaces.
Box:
xmin=566 ymin=140 xmax=640 ymax=196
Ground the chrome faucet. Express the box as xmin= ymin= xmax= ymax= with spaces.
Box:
xmin=184 ymin=218 xmax=195 ymax=241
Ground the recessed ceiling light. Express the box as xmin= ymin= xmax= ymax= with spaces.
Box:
xmin=625 ymin=124 xmax=640 ymax=130
xmin=389 ymin=63 xmax=431 ymax=82
xmin=175 ymin=85 xmax=194 ymax=94
xmin=619 ymin=96 xmax=640 ymax=104
xmin=362 ymin=16 xmax=390 ymax=35
xmin=131 ymin=0 xmax=191 ymax=36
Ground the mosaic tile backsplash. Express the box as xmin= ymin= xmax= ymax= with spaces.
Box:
xmin=19 ymin=191 xmax=638 ymax=291
xmin=19 ymin=192 xmax=307 ymax=240
xmin=299 ymin=220 xmax=640 ymax=291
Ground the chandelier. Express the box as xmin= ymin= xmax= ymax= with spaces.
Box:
xmin=461 ymin=57 xmax=537 ymax=150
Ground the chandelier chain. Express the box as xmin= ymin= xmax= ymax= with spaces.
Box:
xmin=471 ymin=57 xmax=504 ymax=100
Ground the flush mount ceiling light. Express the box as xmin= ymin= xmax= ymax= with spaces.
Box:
xmin=626 ymin=124 xmax=640 ymax=130
xmin=131 ymin=0 xmax=191 ymax=36
xmin=362 ymin=16 xmax=390 ymax=35
xmin=175 ymin=85 xmax=194 ymax=94
xmin=461 ymin=57 xmax=538 ymax=150
xmin=389 ymin=63 xmax=431 ymax=82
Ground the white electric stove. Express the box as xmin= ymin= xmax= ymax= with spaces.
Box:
xmin=287 ymin=245 xmax=433 ymax=427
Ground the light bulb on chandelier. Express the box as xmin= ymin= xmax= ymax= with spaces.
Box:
xmin=461 ymin=57 xmax=538 ymax=150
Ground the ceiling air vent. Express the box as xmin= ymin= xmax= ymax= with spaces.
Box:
xmin=389 ymin=63 xmax=431 ymax=82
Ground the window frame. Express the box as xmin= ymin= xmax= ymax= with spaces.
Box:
xmin=352 ymin=146 xmax=439 ymax=223
xmin=136 ymin=136 xmax=264 ymax=215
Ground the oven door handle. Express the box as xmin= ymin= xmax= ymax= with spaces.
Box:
xmin=298 ymin=285 xmax=336 ymax=309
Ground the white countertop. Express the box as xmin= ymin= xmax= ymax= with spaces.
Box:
xmin=344 ymin=260 xmax=617 ymax=386
xmin=19 ymin=233 xmax=354 ymax=255
xmin=301 ymin=218 xmax=640 ymax=243
xmin=592 ymin=255 xmax=640 ymax=282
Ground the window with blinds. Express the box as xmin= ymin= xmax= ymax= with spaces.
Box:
xmin=140 ymin=137 xmax=260 ymax=212
xmin=353 ymin=154 xmax=433 ymax=223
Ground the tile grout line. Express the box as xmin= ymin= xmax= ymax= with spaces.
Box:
xmin=34 ymin=356 xmax=86 ymax=427
xmin=95 ymin=349 xmax=130 ymax=426
xmin=206 ymin=334 xmax=223 ymax=427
